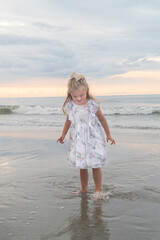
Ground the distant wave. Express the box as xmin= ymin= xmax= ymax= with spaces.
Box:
xmin=0 ymin=106 xmax=18 ymax=115
xmin=104 ymin=111 xmax=160 ymax=116
xmin=0 ymin=121 xmax=63 ymax=127
xmin=103 ymin=106 xmax=160 ymax=116
xmin=0 ymin=105 xmax=63 ymax=115
xmin=0 ymin=105 xmax=160 ymax=116
xmin=113 ymin=125 xmax=160 ymax=130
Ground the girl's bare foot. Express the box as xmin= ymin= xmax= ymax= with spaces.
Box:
xmin=72 ymin=189 xmax=87 ymax=194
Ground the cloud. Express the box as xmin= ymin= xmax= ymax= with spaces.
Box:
xmin=0 ymin=20 xmax=26 ymax=27
xmin=118 ymin=55 xmax=160 ymax=72
xmin=0 ymin=0 xmax=160 ymax=96
xmin=0 ymin=36 xmax=76 ymax=82
xmin=32 ymin=22 xmax=72 ymax=32
xmin=0 ymin=34 xmax=52 ymax=45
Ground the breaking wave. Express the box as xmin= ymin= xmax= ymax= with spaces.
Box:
xmin=0 ymin=105 xmax=63 ymax=115
xmin=0 ymin=105 xmax=160 ymax=116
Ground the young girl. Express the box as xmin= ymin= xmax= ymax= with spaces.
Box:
xmin=57 ymin=72 xmax=115 ymax=199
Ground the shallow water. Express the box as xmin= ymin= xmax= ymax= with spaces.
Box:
xmin=0 ymin=127 xmax=160 ymax=239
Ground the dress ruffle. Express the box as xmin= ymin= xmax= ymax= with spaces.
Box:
xmin=64 ymin=101 xmax=75 ymax=123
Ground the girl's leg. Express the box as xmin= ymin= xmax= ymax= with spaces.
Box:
xmin=80 ymin=169 xmax=88 ymax=192
xmin=92 ymin=168 xmax=102 ymax=192
xmin=73 ymin=169 xmax=88 ymax=193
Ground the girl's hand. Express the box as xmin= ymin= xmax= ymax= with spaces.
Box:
xmin=57 ymin=135 xmax=65 ymax=144
xmin=107 ymin=135 xmax=115 ymax=145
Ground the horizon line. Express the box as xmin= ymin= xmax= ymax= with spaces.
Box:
xmin=0 ymin=93 xmax=160 ymax=99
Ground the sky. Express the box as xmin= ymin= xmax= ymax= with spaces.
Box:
xmin=0 ymin=0 xmax=160 ymax=97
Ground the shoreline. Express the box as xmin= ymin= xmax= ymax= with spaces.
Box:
xmin=0 ymin=125 xmax=160 ymax=138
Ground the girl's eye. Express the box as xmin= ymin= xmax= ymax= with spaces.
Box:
xmin=73 ymin=95 xmax=83 ymax=98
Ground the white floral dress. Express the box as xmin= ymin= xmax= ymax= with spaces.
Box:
xmin=64 ymin=99 xmax=107 ymax=169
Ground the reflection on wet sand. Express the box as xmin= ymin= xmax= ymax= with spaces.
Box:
xmin=68 ymin=194 xmax=110 ymax=240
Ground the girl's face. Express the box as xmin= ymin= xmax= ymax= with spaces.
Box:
xmin=71 ymin=87 xmax=87 ymax=105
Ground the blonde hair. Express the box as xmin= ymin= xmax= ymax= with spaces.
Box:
xmin=62 ymin=72 xmax=95 ymax=114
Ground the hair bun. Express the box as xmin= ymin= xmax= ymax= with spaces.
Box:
xmin=71 ymin=72 xmax=77 ymax=79
xmin=70 ymin=72 xmax=85 ymax=81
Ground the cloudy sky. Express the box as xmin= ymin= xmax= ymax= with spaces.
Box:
xmin=0 ymin=0 xmax=160 ymax=97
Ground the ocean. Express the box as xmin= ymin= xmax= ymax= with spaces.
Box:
xmin=0 ymin=94 xmax=160 ymax=240
xmin=0 ymin=94 xmax=160 ymax=130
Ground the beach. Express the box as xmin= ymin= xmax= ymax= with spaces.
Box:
xmin=0 ymin=125 xmax=160 ymax=240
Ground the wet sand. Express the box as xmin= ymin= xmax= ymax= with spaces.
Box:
xmin=0 ymin=126 xmax=160 ymax=240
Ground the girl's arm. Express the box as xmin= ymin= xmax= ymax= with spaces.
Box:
xmin=57 ymin=116 xmax=71 ymax=144
xmin=96 ymin=108 xmax=115 ymax=145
